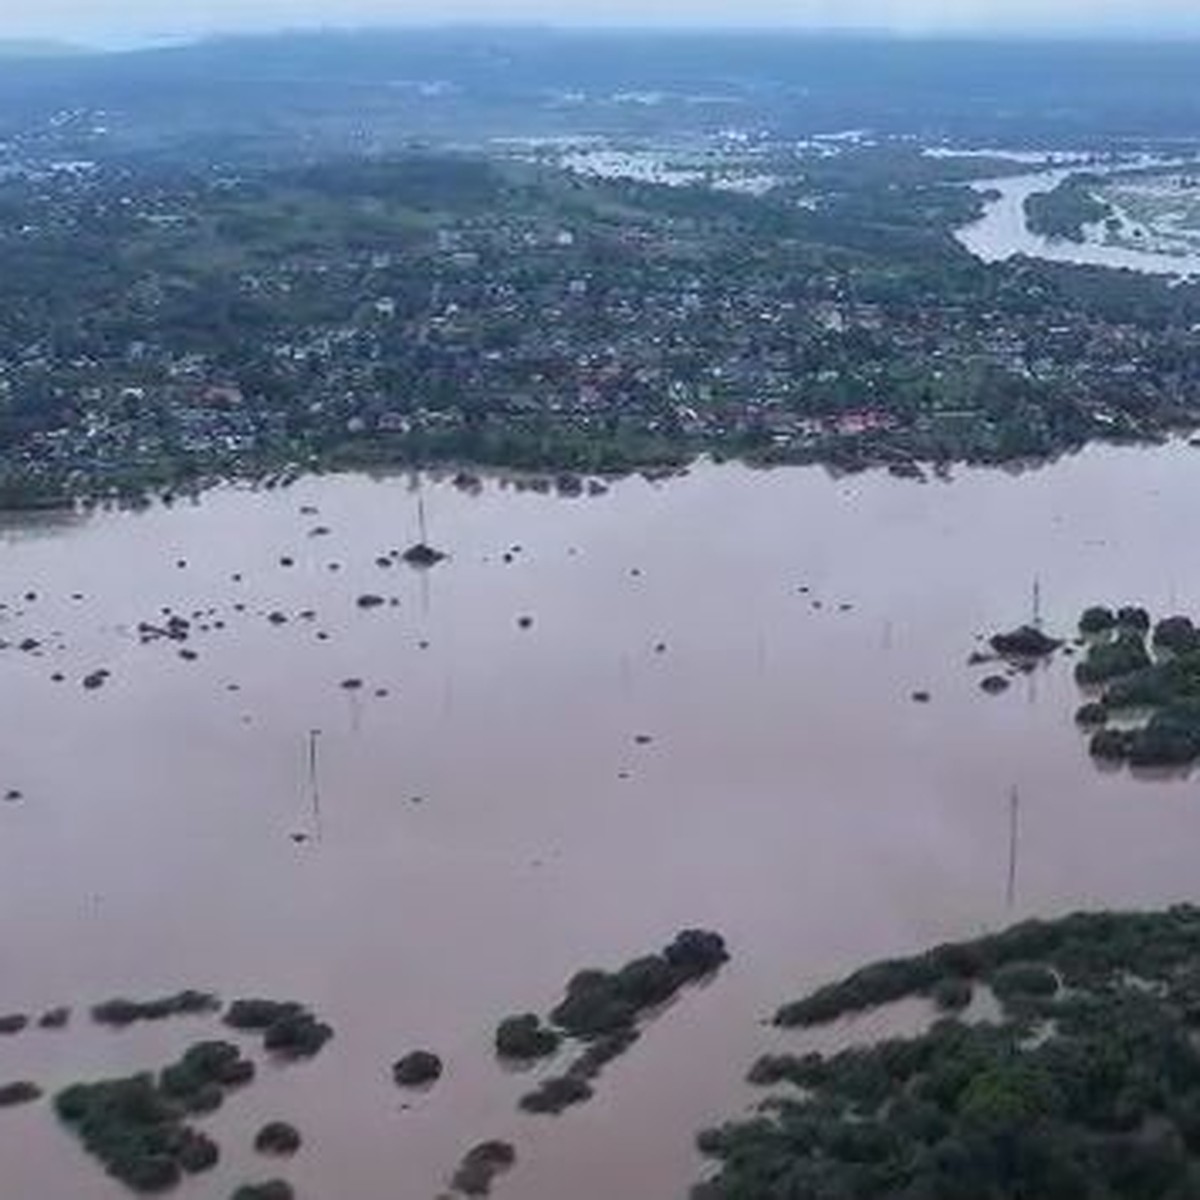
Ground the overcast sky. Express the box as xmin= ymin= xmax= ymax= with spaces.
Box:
xmin=3 ymin=0 xmax=1199 ymax=45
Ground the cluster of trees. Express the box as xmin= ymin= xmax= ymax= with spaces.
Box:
xmin=497 ymin=928 xmax=728 ymax=1115
xmin=1025 ymin=174 xmax=1113 ymax=242
xmin=90 ymin=989 xmax=220 ymax=1027
xmin=52 ymin=995 xmax=328 ymax=1194
xmin=54 ymin=1041 xmax=253 ymax=1191
xmin=1072 ymin=607 xmax=1200 ymax=767
xmin=223 ymin=998 xmax=333 ymax=1059
xmin=775 ymin=908 xmax=1200 ymax=1028
xmin=450 ymin=1140 xmax=516 ymax=1197
xmin=700 ymin=906 xmax=1200 ymax=1200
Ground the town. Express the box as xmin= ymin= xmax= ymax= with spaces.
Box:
xmin=1 ymin=136 xmax=1199 ymax=505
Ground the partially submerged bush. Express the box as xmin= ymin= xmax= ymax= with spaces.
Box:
xmin=550 ymin=929 xmax=729 ymax=1039
xmin=1117 ymin=606 xmax=1151 ymax=632
xmin=990 ymin=626 xmax=1061 ymax=659
xmin=392 ymin=1051 xmax=443 ymax=1087
xmin=231 ymin=1181 xmax=294 ymax=1200
xmin=162 ymin=1041 xmax=254 ymax=1098
xmin=255 ymin=1122 xmax=302 ymax=1157
xmin=495 ymin=1014 xmax=560 ymax=1060
xmin=1090 ymin=728 xmax=1133 ymax=762
xmin=931 ymin=976 xmax=973 ymax=1012
xmin=1075 ymin=631 xmax=1152 ymax=686
xmin=1128 ymin=714 xmax=1200 ymax=767
xmin=519 ymin=1074 xmax=594 ymax=1115
xmin=496 ymin=928 xmax=729 ymax=1117
xmin=1079 ymin=606 xmax=1117 ymax=635
xmin=1155 ymin=616 xmax=1200 ymax=655
xmin=665 ymin=929 xmax=730 ymax=979
xmin=225 ymin=1000 xmax=332 ymax=1060
xmin=53 ymin=1036 xmax=256 ymax=1192
xmin=0 ymin=1081 xmax=41 ymax=1107
xmin=224 ymin=999 xmax=302 ymax=1031
xmin=56 ymin=1074 xmax=209 ymax=1192
xmin=565 ymin=1027 xmax=641 ymax=1080
xmin=263 ymin=1013 xmax=333 ymax=1059
xmin=178 ymin=1132 xmax=220 ymax=1174
xmin=450 ymin=1140 xmax=516 ymax=1196
xmin=402 ymin=543 xmax=446 ymax=568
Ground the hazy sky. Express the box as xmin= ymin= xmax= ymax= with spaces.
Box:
xmin=3 ymin=0 xmax=1199 ymax=44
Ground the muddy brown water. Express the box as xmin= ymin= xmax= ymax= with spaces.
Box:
xmin=4 ymin=445 xmax=1200 ymax=1199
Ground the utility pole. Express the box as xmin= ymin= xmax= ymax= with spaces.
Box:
xmin=1006 ymin=786 xmax=1020 ymax=910
xmin=308 ymin=728 xmax=323 ymax=843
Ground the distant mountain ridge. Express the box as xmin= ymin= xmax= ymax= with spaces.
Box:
xmin=1 ymin=28 xmax=1199 ymax=150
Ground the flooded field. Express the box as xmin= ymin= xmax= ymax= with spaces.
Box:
xmin=4 ymin=444 xmax=1200 ymax=1199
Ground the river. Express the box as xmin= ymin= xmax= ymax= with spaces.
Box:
xmin=956 ymin=166 xmax=1200 ymax=278
xmin=4 ymin=445 xmax=1200 ymax=1198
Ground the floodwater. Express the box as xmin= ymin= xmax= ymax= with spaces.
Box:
xmin=4 ymin=445 xmax=1200 ymax=1199
xmin=957 ymin=167 xmax=1200 ymax=278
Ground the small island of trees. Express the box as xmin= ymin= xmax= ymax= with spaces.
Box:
xmin=54 ymin=1041 xmax=254 ymax=1192
xmin=1070 ymin=605 xmax=1200 ymax=768
xmin=497 ymin=928 xmax=729 ymax=1115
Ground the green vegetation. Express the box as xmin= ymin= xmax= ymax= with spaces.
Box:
xmin=224 ymin=999 xmax=333 ymax=1059
xmin=254 ymin=1122 xmax=301 ymax=1156
xmin=495 ymin=1013 xmax=561 ymax=1061
xmin=392 ymin=1050 xmax=443 ymax=1087
xmin=0 ymin=1081 xmax=41 ymax=1107
xmin=1075 ymin=631 xmax=1153 ymax=685
xmin=450 ymin=1140 xmax=516 ymax=1197
xmin=548 ymin=930 xmax=728 ymax=1042
xmin=989 ymin=626 xmax=1061 ymax=659
xmin=773 ymin=910 xmax=1121 ymax=1029
xmin=931 ymin=976 xmax=973 ymax=1012
xmin=262 ymin=1013 xmax=333 ymax=1058
xmin=1075 ymin=701 xmax=1109 ymax=727
xmin=53 ymin=1041 xmax=251 ymax=1192
xmin=1154 ymin=616 xmax=1200 ymax=655
xmin=223 ymin=998 xmax=300 ymax=1029
xmin=1066 ymin=606 xmax=1200 ymax=768
xmin=1025 ymin=174 xmax=1114 ymax=241
xmin=1079 ymin=606 xmax=1117 ymax=634
xmin=510 ymin=929 xmax=728 ymax=1115
xmin=91 ymin=990 xmax=220 ymax=1027
xmin=160 ymin=1041 xmax=255 ymax=1099
xmin=563 ymin=1026 xmax=641 ymax=1081
xmin=518 ymin=1074 xmax=595 ymax=1115
xmin=699 ymin=906 xmax=1200 ymax=1200
xmin=231 ymin=1182 xmax=293 ymax=1200
xmin=401 ymin=543 xmax=447 ymax=568
xmin=1119 ymin=606 xmax=1152 ymax=632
